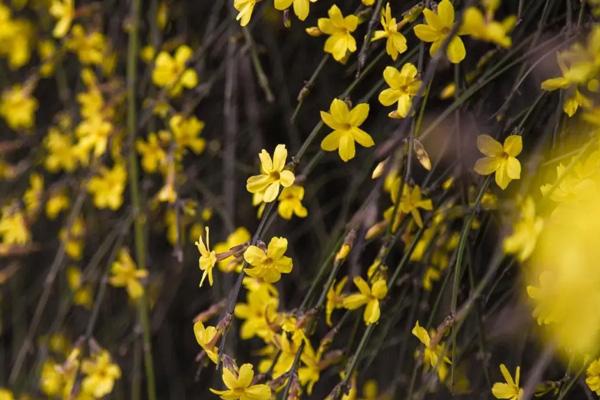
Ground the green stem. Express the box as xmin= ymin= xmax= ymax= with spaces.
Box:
xmin=126 ymin=0 xmax=157 ymax=397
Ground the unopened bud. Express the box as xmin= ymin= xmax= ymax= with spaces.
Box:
xmin=305 ymin=26 xmax=322 ymax=36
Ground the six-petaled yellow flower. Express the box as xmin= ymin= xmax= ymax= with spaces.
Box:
xmin=210 ymin=363 xmax=272 ymax=400
xmin=343 ymin=276 xmax=388 ymax=325
xmin=320 ymin=98 xmax=374 ymax=162
xmin=317 ymin=5 xmax=359 ymax=62
xmin=378 ymin=64 xmax=422 ymax=118
xmin=372 ymin=3 xmax=408 ymax=61
xmin=414 ymin=0 xmax=466 ymax=64
xmin=246 ymin=144 xmax=295 ymax=203
xmin=243 ymin=236 xmax=293 ymax=283
xmin=474 ymin=134 xmax=522 ymax=190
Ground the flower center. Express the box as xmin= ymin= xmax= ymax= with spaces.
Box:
xmin=270 ymin=171 xmax=280 ymax=181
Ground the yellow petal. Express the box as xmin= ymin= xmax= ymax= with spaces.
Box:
xmin=503 ymin=135 xmax=522 ymax=157
xmin=477 ymin=134 xmax=503 ymax=156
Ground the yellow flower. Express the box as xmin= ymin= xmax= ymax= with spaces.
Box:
xmin=193 ymin=321 xmax=219 ymax=364
xmin=371 ymin=3 xmax=408 ymax=61
xmin=473 ymin=134 xmax=522 ymax=190
xmin=109 ymin=248 xmax=148 ymax=300
xmin=169 ymin=114 xmax=206 ymax=156
xmin=0 ymin=84 xmax=38 ymax=130
xmin=46 ymin=191 xmax=70 ymax=220
xmin=298 ymin=339 xmax=322 ymax=394
xmin=49 ymin=0 xmax=74 ymax=38
xmin=385 ymin=180 xmax=433 ymax=229
xmin=215 ymin=227 xmax=251 ymax=272
xmin=152 ymin=45 xmax=198 ymax=96
xmin=461 ymin=4 xmax=515 ymax=48
xmin=343 ymin=276 xmax=388 ymax=325
xmin=44 ymin=127 xmax=80 ymax=173
xmin=234 ymin=279 xmax=279 ymax=340
xmin=320 ymin=98 xmax=374 ymax=162
xmin=234 ymin=0 xmax=258 ymax=27
xmin=59 ymin=216 xmax=85 ymax=260
xmin=210 ymin=363 xmax=271 ymax=400
xmin=136 ymin=132 xmax=167 ymax=173
xmin=586 ymin=359 xmax=600 ymax=395
xmin=243 ymin=237 xmax=293 ymax=283
xmin=413 ymin=0 xmax=466 ymax=64
xmin=246 ymin=144 xmax=295 ymax=203
xmin=24 ymin=173 xmax=43 ymax=216
xmin=275 ymin=0 xmax=312 ymax=21
xmin=196 ymin=227 xmax=217 ymax=287
xmin=81 ymin=350 xmax=121 ymax=398
xmin=411 ymin=320 xmax=451 ymax=381
xmin=66 ymin=24 xmax=107 ymax=65
xmin=325 ymin=277 xmax=347 ymax=326
xmin=503 ymin=197 xmax=543 ymax=261
xmin=378 ymin=64 xmax=421 ymax=118
xmin=317 ymin=5 xmax=359 ymax=62
xmin=491 ymin=364 xmax=523 ymax=400
xmin=277 ymin=185 xmax=308 ymax=220
xmin=66 ymin=266 xmax=93 ymax=309
xmin=87 ymin=163 xmax=127 ymax=210
xmin=0 ymin=205 xmax=30 ymax=245
xmin=0 ymin=388 xmax=13 ymax=400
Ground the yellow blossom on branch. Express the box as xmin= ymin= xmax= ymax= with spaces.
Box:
xmin=473 ymin=134 xmax=522 ymax=190
xmin=277 ymin=185 xmax=308 ymax=220
xmin=317 ymin=5 xmax=359 ymax=62
xmin=343 ymin=276 xmax=388 ymax=325
xmin=246 ymin=144 xmax=295 ymax=203
xmin=0 ymin=84 xmax=38 ymax=131
xmin=243 ymin=237 xmax=293 ymax=283
xmin=503 ymin=197 xmax=543 ymax=262
xmin=210 ymin=362 xmax=271 ymax=400
xmin=372 ymin=3 xmax=408 ymax=61
xmin=411 ymin=320 xmax=451 ymax=381
xmin=152 ymin=45 xmax=198 ymax=96
xmin=49 ymin=0 xmax=74 ymax=38
xmin=413 ymin=0 xmax=466 ymax=64
xmin=491 ymin=364 xmax=523 ymax=400
xmin=87 ymin=163 xmax=127 ymax=210
xmin=320 ymin=98 xmax=373 ymax=162
xmin=378 ymin=64 xmax=421 ymax=119
xmin=81 ymin=350 xmax=121 ymax=398
xmin=215 ymin=227 xmax=251 ymax=273
xmin=109 ymin=248 xmax=148 ymax=300
xmin=193 ymin=321 xmax=219 ymax=364
xmin=233 ymin=0 xmax=258 ymax=27
xmin=196 ymin=227 xmax=217 ymax=287
xmin=586 ymin=359 xmax=600 ymax=395
xmin=461 ymin=2 xmax=515 ymax=48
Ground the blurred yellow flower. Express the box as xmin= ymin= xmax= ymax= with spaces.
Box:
xmin=343 ymin=277 xmax=387 ymax=325
xmin=503 ymin=196 xmax=543 ymax=261
xmin=378 ymin=64 xmax=421 ymax=118
xmin=136 ymin=132 xmax=167 ymax=173
xmin=473 ymin=134 xmax=522 ymax=190
xmin=0 ymin=205 xmax=30 ymax=245
xmin=87 ymin=163 xmax=127 ymax=210
xmin=586 ymin=359 xmax=600 ymax=395
xmin=461 ymin=4 xmax=515 ymax=48
xmin=49 ymin=0 xmax=74 ymax=38
xmin=81 ymin=350 xmax=121 ymax=398
xmin=109 ymin=248 xmax=148 ymax=300
xmin=152 ymin=45 xmax=198 ymax=96
xmin=414 ymin=0 xmax=466 ymax=64
xmin=169 ymin=114 xmax=206 ymax=156
xmin=325 ymin=276 xmax=347 ymax=326
xmin=0 ymin=84 xmax=37 ymax=130
xmin=320 ymin=98 xmax=373 ymax=162
xmin=491 ymin=364 xmax=523 ymax=400
xmin=246 ymin=144 xmax=295 ymax=203
xmin=318 ymin=5 xmax=359 ymax=62
xmin=371 ymin=3 xmax=408 ymax=61
xmin=210 ymin=363 xmax=271 ymax=400
xmin=234 ymin=279 xmax=279 ymax=340
xmin=243 ymin=236 xmax=293 ymax=283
